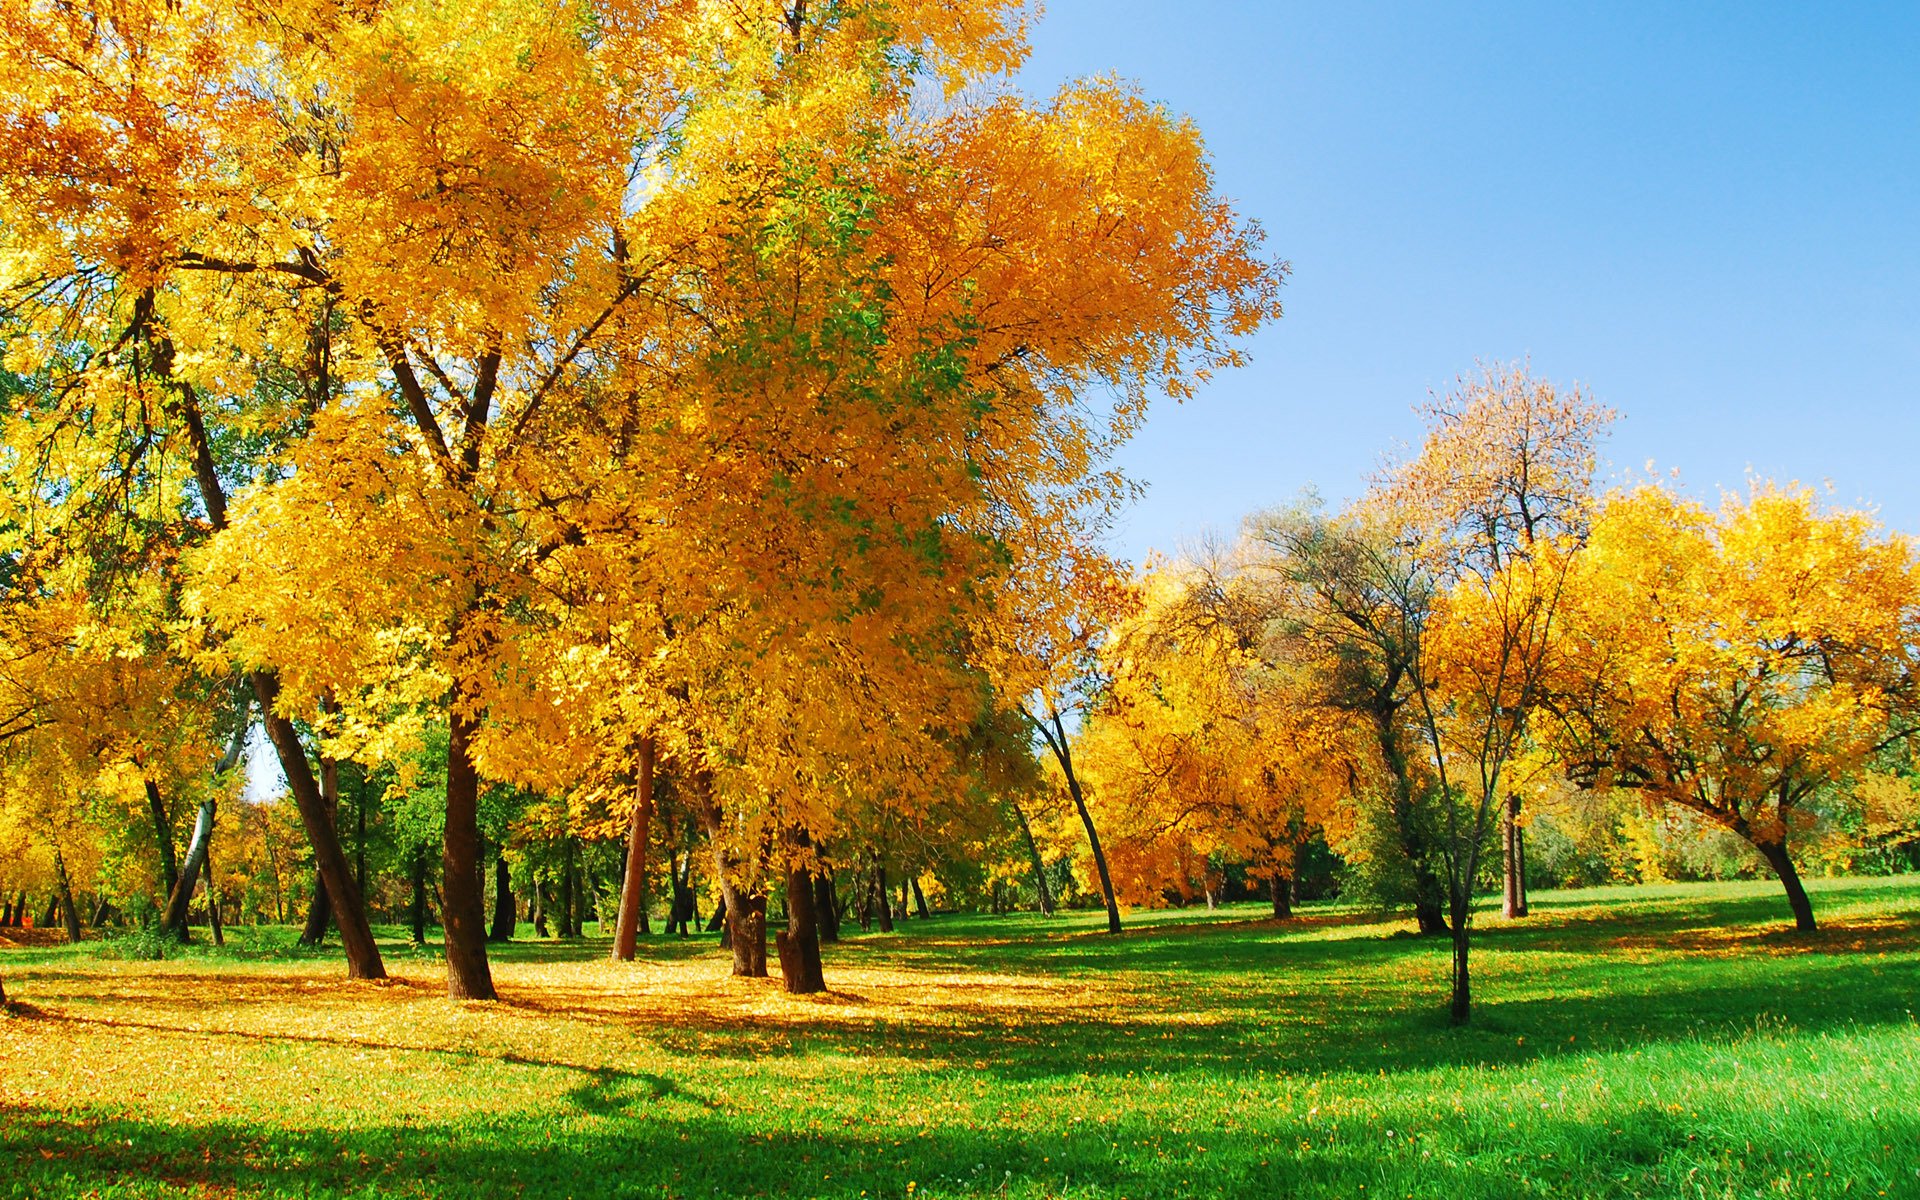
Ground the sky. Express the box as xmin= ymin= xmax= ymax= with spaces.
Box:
xmin=1012 ymin=1 xmax=1920 ymax=565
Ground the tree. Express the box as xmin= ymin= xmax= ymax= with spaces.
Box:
xmin=1542 ymin=482 xmax=1920 ymax=933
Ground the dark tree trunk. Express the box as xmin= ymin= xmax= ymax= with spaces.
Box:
xmin=300 ymin=871 xmax=331 ymax=945
xmin=532 ymin=878 xmax=551 ymax=938
xmin=253 ymin=673 xmax=386 ymax=978
xmin=693 ymin=776 xmax=766 ymax=977
xmin=612 ymin=738 xmax=656 ymax=961
xmin=777 ymin=860 xmax=826 ymax=994
xmin=410 ymin=847 xmax=429 ymax=945
xmin=1041 ymin=710 xmax=1123 ymax=935
xmin=558 ymin=839 xmax=577 ymax=938
xmin=706 ymin=898 xmax=726 ymax=934
xmin=163 ymin=800 xmax=218 ymax=939
xmin=145 ymin=778 xmax=180 ymax=902
xmin=814 ymin=872 xmax=840 ymax=943
xmin=1502 ymin=792 xmax=1528 ymax=919
xmin=1011 ymin=800 xmax=1055 ymax=916
xmin=911 ymin=876 xmax=930 ymax=919
xmin=43 ymin=895 xmax=59 ymax=926
xmin=489 ymin=849 xmax=515 ymax=942
xmin=1270 ymin=871 xmax=1292 ymax=919
xmin=441 ymin=711 xmax=497 ymax=999
xmin=1449 ymin=920 xmax=1472 ymax=1026
xmin=670 ymin=854 xmax=696 ymax=936
xmin=53 ymin=846 xmax=82 ymax=944
xmin=874 ymin=862 xmax=894 ymax=933
xmin=1756 ymin=838 xmax=1818 ymax=932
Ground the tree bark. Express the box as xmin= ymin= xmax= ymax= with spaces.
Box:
xmin=145 ymin=778 xmax=180 ymax=902
xmin=255 ymin=672 xmax=386 ymax=978
xmin=611 ymin=737 xmax=656 ymax=961
xmin=1449 ymin=919 xmax=1472 ymax=1026
xmin=53 ymin=846 xmax=82 ymax=944
xmin=299 ymin=870 xmax=331 ymax=945
xmin=874 ymin=861 xmax=894 ymax=933
xmin=814 ymin=872 xmax=840 ymax=943
xmin=911 ymin=876 xmax=930 ymax=919
xmin=558 ymin=839 xmax=577 ymax=938
xmin=1502 ymin=792 xmax=1529 ymax=919
xmin=1042 ymin=709 xmax=1122 ymax=934
xmin=489 ymin=848 xmax=515 ymax=942
xmin=441 ymin=711 xmax=498 ymax=999
xmin=1270 ymin=871 xmax=1292 ymax=919
xmin=1011 ymin=800 xmax=1055 ymax=916
xmin=692 ymin=776 xmax=766 ymax=977
xmin=163 ymin=799 xmax=218 ymax=939
xmin=410 ymin=846 xmax=429 ymax=945
xmin=777 ymin=859 xmax=826 ymax=994
xmin=1756 ymin=838 xmax=1818 ymax=932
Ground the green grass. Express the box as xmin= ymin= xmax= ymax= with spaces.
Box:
xmin=3 ymin=876 xmax=1917 ymax=1199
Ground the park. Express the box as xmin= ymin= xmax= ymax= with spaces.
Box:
xmin=1 ymin=3 xmax=1917 ymax=1197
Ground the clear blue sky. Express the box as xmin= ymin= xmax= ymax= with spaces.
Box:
xmin=1014 ymin=2 xmax=1920 ymax=564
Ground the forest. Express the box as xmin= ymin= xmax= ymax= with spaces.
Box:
xmin=0 ymin=3 xmax=1915 ymax=1199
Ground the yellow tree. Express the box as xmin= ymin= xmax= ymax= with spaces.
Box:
xmin=1542 ymin=482 xmax=1920 ymax=932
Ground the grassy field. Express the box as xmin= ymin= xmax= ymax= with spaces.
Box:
xmin=2 ymin=877 xmax=1917 ymax=1199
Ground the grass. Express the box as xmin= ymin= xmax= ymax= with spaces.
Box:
xmin=2 ymin=876 xmax=1917 ymax=1199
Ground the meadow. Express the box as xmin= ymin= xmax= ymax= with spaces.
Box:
xmin=3 ymin=876 xmax=1917 ymax=1200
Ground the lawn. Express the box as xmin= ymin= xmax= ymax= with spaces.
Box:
xmin=2 ymin=877 xmax=1916 ymax=1199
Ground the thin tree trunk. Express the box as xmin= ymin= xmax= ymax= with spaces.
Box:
xmin=1037 ymin=708 xmax=1122 ymax=934
xmin=145 ymin=778 xmax=179 ymax=902
xmin=532 ymin=877 xmax=551 ymax=938
xmin=814 ymin=872 xmax=840 ymax=943
xmin=558 ymin=838 xmax=577 ymax=938
xmin=911 ymin=876 xmax=930 ymax=920
xmin=1449 ymin=920 xmax=1472 ymax=1026
xmin=1756 ymin=838 xmax=1818 ymax=932
xmin=874 ymin=861 xmax=894 ymax=933
xmin=1011 ymin=800 xmax=1055 ymax=916
xmin=489 ymin=848 xmax=515 ymax=942
xmin=300 ymin=871 xmax=330 ymax=945
xmin=53 ymin=846 xmax=82 ymax=944
xmin=254 ymin=673 xmax=385 ymax=978
xmin=612 ymin=738 xmax=656 ymax=961
xmin=441 ymin=711 xmax=497 ymax=999
xmin=1502 ymin=792 xmax=1528 ymax=918
xmin=410 ymin=847 xmax=429 ymax=945
xmin=205 ymin=833 xmax=225 ymax=948
xmin=163 ymin=799 xmax=218 ymax=939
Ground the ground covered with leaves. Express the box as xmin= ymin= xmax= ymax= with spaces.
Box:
xmin=3 ymin=877 xmax=1917 ymax=1199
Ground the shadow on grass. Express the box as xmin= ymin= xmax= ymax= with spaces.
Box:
xmin=4 ymin=1095 xmax=1915 ymax=1200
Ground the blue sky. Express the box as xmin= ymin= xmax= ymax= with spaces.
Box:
xmin=1014 ymin=2 xmax=1920 ymax=564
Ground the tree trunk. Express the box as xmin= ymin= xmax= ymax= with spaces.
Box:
xmin=692 ymin=775 xmax=767 ymax=977
xmin=1270 ymin=871 xmax=1292 ymax=919
xmin=253 ymin=672 xmax=386 ymax=978
xmin=163 ymin=799 xmax=218 ymax=939
xmin=145 ymin=778 xmax=180 ymax=902
xmin=410 ymin=847 xmax=429 ymax=945
xmin=53 ymin=846 xmax=82 ymax=944
xmin=441 ymin=711 xmax=497 ymax=999
xmin=489 ymin=848 xmax=515 ymax=942
xmin=1449 ymin=920 xmax=1472 ymax=1026
xmin=205 ymin=833 xmax=225 ymax=948
xmin=777 ymin=860 xmax=827 ymax=994
xmin=874 ymin=862 xmax=894 ymax=933
xmin=814 ymin=872 xmax=840 ymax=943
xmin=558 ymin=839 xmax=577 ymax=938
xmin=1047 ymin=711 xmax=1122 ymax=935
xmin=532 ymin=877 xmax=551 ymax=938
xmin=1756 ymin=838 xmax=1818 ymax=932
xmin=1502 ymin=792 xmax=1528 ymax=918
xmin=1011 ymin=800 xmax=1055 ymax=916
xmin=300 ymin=871 xmax=331 ymax=945
xmin=611 ymin=738 xmax=656 ymax=962
xmin=911 ymin=876 xmax=930 ymax=919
